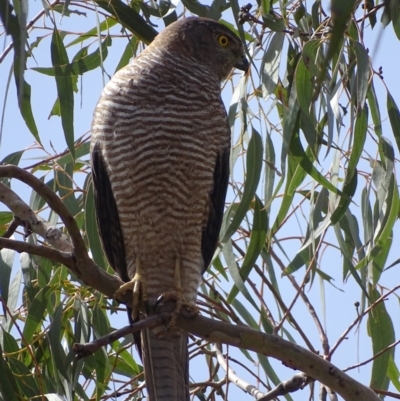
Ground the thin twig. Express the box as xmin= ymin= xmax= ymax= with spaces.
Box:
xmin=343 ymin=339 xmax=400 ymax=372
xmin=329 ymin=284 xmax=400 ymax=358
xmin=73 ymin=314 xmax=168 ymax=358
xmin=214 ymin=343 xmax=266 ymax=399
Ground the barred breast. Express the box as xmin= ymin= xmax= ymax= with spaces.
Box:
xmin=91 ymin=47 xmax=230 ymax=305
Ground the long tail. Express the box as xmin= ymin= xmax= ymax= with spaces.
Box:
xmin=141 ymin=327 xmax=189 ymax=401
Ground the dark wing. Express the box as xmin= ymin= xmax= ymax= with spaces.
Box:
xmin=201 ymin=148 xmax=230 ymax=273
xmin=91 ymin=142 xmax=129 ymax=283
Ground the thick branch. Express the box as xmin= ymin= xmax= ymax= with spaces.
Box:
xmin=175 ymin=314 xmax=380 ymax=401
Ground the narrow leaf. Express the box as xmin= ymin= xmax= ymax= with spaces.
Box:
xmin=368 ymin=286 xmax=395 ymax=391
xmin=220 ymin=127 xmax=263 ymax=243
xmin=352 ymin=41 xmax=370 ymax=110
xmin=387 ymin=91 xmax=400 ymax=154
xmin=51 ymin=29 xmax=75 ymax=159
xmin=228 ymin=196 xmax=267 ymax=301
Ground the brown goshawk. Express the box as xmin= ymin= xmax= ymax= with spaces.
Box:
xmin=91 ymin=17 xmax=248 ymax=401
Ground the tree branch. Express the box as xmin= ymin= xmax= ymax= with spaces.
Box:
xmin=0 ymin=237 xmax=73 ymax=267
xmin=214 ymin=343 xmax=265 ymax=399
xmin=0 ymin=165 xmax=127 ymax=301
xmin=0 ymin=182 xmax=73 ymax=252
xmin=175 ymin=314 xmax=380 ymax=401
xmin=0 ymin=165 xmax=85 ymax=255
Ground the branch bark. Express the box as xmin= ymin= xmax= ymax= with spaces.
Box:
xmin=175 ymin=314 xmax=380 ymax=401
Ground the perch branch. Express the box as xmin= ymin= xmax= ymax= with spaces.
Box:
xmin=74 ymin=310 xmax=381 ymax=401
xmin=175 ymin=314 xmax=380 ymax=401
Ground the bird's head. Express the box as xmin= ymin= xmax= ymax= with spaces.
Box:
xmin=154 ymin=17 xmax=249 ymax=82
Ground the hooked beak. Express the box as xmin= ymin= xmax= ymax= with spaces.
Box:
xmin=235 ymin=55 xmax=249 ymax=72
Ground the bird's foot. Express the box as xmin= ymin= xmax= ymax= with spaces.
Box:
xmin=114 ymin=259 xmax=147 ymax=320
xmin=182 ymin=303 xmax=200 ymax=318
xmin=160 ymin=290 xmax=184 ymax=330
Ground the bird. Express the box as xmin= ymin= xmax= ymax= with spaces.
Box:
xmin=90 ymin=17 xmax=248 ymax=401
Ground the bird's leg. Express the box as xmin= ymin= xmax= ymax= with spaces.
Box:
xmin=160 ymin=257 xmax=184 ymax=329
xmin=159 ymin=258 xmax=200 ymax=328
xmin=114 ymin=257 xmax=147 ymax=320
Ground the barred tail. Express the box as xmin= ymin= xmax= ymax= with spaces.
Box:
xmin=142 ymin=327 xmax=189 ymax=401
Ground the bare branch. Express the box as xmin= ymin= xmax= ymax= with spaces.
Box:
xmin=0 ymin=237 xmax=73 ymax=267
xmin=73 ymin=314 xmax=168 ymax=358
xmin=175 ymin=314 xmax=381 ymax=401
xmin=0 ymin=165 xmax=86 ymax=256
xmin=0 ymin=182 xmax=73 ymax=252
xmin=214 ymin=343 xmax=265 ymax=399
xmin=343 ymin=338 xmax=400 ymax=373
xmin=259 ymin=373 xmax=312 ymax=400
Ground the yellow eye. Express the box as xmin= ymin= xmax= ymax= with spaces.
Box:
xmin=218 ymin=35 xmax=229 ymax=47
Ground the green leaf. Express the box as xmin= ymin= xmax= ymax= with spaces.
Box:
xmin=387 ymin=355 xmax=400 ymax=392
xmin=84 ymin=175 xmax=107 ymax=270
xmin=330 ymin=169 xmax=357 ymax=224
xmin=0 ymin=343 xmax=20 ymax=401
xmin=352 ymin=41 xmax=370 ymax=110
xmin=66 ymin=17 xmax=117 ymax=47
xmin=16 ymin=81 xmax=40 ymax=144
xmin=220 ymin=127 xmax=263 ymax=243
xmin=95 ymin=0 xmax=157 ymax=44
xmin=2 ymin=269 xmax=22 ymax=333
xmin=51 ymin=28 xmax=75 ymax=159
xmin=332 ymin=105 xmax=367 ymax=223
xmin=260 ymin=32 xmax=284 ymax=98
xmin=228 ymin=196 xmax=267 ymax=302
xmin=48 ymin=304 xmax=69 ymax=382
xmin=302 ymin=39 xmax=322 ymax=77
xmin=289 ymin=131 xmax=344 ymax=196
xmin=56 ymin=141 xmax=90 ymax=166
xmin=181 ymin=0 xmax=211 ymax=17
xmin=0 ymin=0 xmax=40 ymax=143
xmin=0 ymin=248 xmax=14 ymax=310
xmin=281 ymin=78 xmax=300 ymax=174
xmin=34 ymin=36 xmax=112 ymax=76
xmin=56 ymin=162 xmax=80 ymax=216
xmin=270 ymin=153 xmax=307 ymax=236
xmin=355 ymin=175 xmax=399 ymax=277
xmin=115 ymin=35 xmax=138 ymax=73
xmin=295 ymin=58 xmax=313 ymax=117
xmin=368 ymin=286 xmax=395 ymax=391
xmin=23 ymin=286 xmax=51 ymax=343
xmin=326 ymin=0 xmax=357 ymax=73
xmin=264 ymin=132 xmax=275 ymax=207
xmin=387 ymin=90 xmax=400 ymax=154
xmin=367 ymin=81 xmax=385 ymax=160
xmin=222 ymin=241 xmax=259 ymax=311
xmin=211 ymin=255 xmax=228 ymax=281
